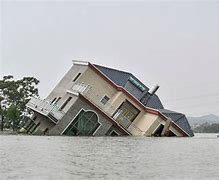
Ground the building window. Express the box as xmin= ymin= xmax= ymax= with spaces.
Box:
xmin=63 ymin=110 xmax=100 ymax=136
xmin=73 ymin=73 xmax=81 ymax=82
xmin=60 ymin=97 xmax=72 ymax=110
xmin=55 ymin=97 xmax=62 ymax=104
xmin=113 ymin=100 xmax=140 ymax=129
xmin=51 ymin=98 xmax=57 ymax=104
xmin=100 ymin=95 xmax=110 ymax=105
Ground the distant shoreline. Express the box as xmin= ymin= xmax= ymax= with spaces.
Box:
xmin=0 ymin=130 xmax=18 ymax=135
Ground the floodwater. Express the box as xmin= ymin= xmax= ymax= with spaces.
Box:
xmin=0 ymin=134 xmax=219 ymax=180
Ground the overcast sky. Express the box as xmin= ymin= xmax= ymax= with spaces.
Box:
xmin=1 ymin=1 xmax=219 ymax=116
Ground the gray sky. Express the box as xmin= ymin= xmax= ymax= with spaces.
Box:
xmin=1 ymin=0 xmax=219 ymax=116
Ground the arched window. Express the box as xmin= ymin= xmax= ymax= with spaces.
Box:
xmin=63 ymin=110 xmax=100 ymax=136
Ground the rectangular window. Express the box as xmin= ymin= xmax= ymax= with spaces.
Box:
xmin=113 ymin=100 xmax=140 ymax=125
xmin=100 ymin=95 xmax=110 ymax=105
xmin=55 ymin=97 xmax=61 ymax=104
xmin=51 ymin=98 xmax=57 ymax=104
xmin=60 ymin=97 xmax=72 ymax=110
xmin=73 ymin=73 xmax=81 ymax=82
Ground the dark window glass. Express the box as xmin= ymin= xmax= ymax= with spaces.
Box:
xmin=73 ymin=73 xmax=81 ymax=82
xmin=51 ymin=98 xmax=57 ymax=104
xmin=63 ymin=110 xmax=100 ymax=136
xmin=100 ymin=96 xmax=110 ymax=105
xmin=60 ymin=97 xmax=72 ymax=110
xmin=55 ymin=97 xmax=61 ymax=104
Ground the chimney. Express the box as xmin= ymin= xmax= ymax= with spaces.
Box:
xmin=140 ymin=84 xmax=160 ymax=106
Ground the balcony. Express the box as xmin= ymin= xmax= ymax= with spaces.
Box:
xmin=71 ymin=83 xmax=90 ymax=94
xmin=26 ymin=97 xmax=65 ymax=123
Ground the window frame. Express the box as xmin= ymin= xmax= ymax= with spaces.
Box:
xmin=73 ymin=73 xmax=82 ymax=82
xmin=60 ymin=97 xmax=72 ymax=110
xmin=100 ymin=95 xmax=110 ymax=105
xmin=61 ymin=108 xmax=102 ymax=136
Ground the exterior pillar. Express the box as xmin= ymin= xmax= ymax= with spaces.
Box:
xmin=161 ymin=118 xmax=171 ymax=136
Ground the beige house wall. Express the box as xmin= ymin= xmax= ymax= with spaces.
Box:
xmin=76 ymin=66 xmax=167 ymax=136
xmin=169 ymin=126 xmax=183 ymax=137
xmin=76 ymin=67 xmax=118 ymax=115
xmin=46 ymin=64 xmax=88 ymax=108
xmin=130 ymin=113 xmax=159 ymax=133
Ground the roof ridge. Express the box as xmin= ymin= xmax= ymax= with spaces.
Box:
xmin=93 ymin=64 xmax=132 ymax=76
xmin=93 ymin=64 xmax=149 ymax=89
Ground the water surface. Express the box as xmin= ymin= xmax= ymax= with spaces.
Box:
xmin=0 ymin=134 xmax=219 ymax=180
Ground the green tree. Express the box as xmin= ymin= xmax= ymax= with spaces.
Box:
xmin=0 ymin=75 xmax=39 ymax=130
xmin=6 ymin=105 xmax=20 ymax=131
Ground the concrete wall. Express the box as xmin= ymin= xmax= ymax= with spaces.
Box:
xmin=76 ymin=67 xmax=118 ymax=115
xmin=169 ymin=125 xmax=183 ymax=137
xmin=46 ymin=63 xmax=88 ymax=112
xmin=129 ymin=112 xmax=159 ymax=134
xmin=31 ymin=112 xmax=56 ymax=135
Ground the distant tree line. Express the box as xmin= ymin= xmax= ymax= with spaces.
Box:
xmin=193 ymin=123 xmax=219 ymax=133
xmin=0 ymin=75 xmax=39 ymax=131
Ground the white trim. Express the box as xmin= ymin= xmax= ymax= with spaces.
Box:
xmin=67 ymin=90 xmax=79 ymax=96
xmin=61 ymin=108 xmax=102 ymax=136
xmin=61 ymin=108 xmax=84 ymax=135
xmin=72 ymin=60 xmax=89 ymax=66
xmin=92 ymin=113 xmax=102 ymax=135
xmin=109 ymin=130 xmax=120 ymax=136
xmin=169 ymin=129 xmax=177 ymax=137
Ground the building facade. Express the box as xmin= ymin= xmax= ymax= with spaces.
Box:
xmin=24 ymin=61 xmax=194 ymax=137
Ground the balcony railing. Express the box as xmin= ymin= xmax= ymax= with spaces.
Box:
xmin=26 ymin=97 xmax=65 ymax=123
xmin=113 ymin=111 xmax=144 ymax=136
xmin=71 ymin=83 xmax=90 ymax=94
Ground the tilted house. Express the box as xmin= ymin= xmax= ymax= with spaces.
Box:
xmin=25 ymin=61 xmax=194 ymax=137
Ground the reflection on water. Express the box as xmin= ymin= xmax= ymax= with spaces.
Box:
xmin=0 ymin=134 xmax=219 ymax=180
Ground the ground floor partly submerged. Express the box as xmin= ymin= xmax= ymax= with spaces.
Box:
xmin=23 ymin=93 xmax=192 ymax=137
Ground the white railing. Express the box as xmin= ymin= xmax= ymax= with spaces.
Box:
xmin=113 ymin=112 xmax=132 ymax=129
xmin=71 ymin=83 xmax=90 ymax=94
xmin=113 ymin=111 xmax=144 ymax=136
xmin=26 ymin=97 xmax=65 ymax=122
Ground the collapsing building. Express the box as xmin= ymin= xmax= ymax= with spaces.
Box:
xmin=24 ymin=61 xmax=194 ymax=137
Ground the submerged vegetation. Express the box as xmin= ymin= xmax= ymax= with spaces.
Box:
xmin=0 ymin=75 xmax=39 ymax=131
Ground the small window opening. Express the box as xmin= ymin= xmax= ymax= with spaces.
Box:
xmin=153 ymin=124 xmax=164 ymax=137
xmin=73 ymin=73 xmax=81 ymax=82
xmin=100 ymin=96 xmax=110 ymax=105
xmin=60 ymin=97 xmax=72 ymax=110
xmin=55 ymin=97 xmax=62 ymax=104
xmin=51 ymin=98 xmax=57 ymax=104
